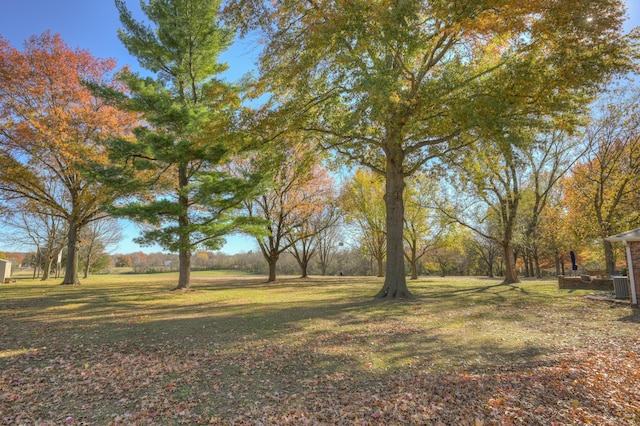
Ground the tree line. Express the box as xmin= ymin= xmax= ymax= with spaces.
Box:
xmin=1 ymin=0 xmax=638 ymax=297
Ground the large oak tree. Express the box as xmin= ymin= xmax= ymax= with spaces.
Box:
xmin=228 ymin=0 xmax=636 ymax=298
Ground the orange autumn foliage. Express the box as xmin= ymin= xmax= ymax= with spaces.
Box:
xmin=0 ymin=32 xmax=139 ymax=284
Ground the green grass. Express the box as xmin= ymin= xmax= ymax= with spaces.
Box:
xmin=1 ymin=274 xmax=638 ymax=424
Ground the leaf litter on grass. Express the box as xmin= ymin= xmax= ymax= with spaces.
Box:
xmin=0 ymin=276 xmax=639 ymax=424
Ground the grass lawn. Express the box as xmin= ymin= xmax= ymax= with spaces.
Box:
xmin=1 ymin=274 xmax=638 ymax=425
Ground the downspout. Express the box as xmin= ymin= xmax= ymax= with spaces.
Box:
xmin=624 ymin=240 xmax=638 ymax=306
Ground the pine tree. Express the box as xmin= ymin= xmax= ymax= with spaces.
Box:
xmin=108 ymin=0 xmax=260 ymax=289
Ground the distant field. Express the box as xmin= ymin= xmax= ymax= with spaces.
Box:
xmin=1 ymin=274 xmax=638 ymax=424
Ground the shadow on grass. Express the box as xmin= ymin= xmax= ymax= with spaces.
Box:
xmin=0 ymin=276 xmax=561 ymax=379
xmin=617 ymin=309 xmax=640 ymax=324
xmin=425 ymin=281 xmax=531 ymax=299
xmin=3 ymin=276 xmax=639 ymax=423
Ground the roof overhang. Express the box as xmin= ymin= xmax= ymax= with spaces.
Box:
xmin=606 ymin=228 xmax=640 ymax=243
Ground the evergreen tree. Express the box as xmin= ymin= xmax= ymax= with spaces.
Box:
xmin=107 ymin=0 xmax=260 ymax=289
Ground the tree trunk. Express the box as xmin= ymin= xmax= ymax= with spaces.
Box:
xmin=554 ymin=249 xmax=561 ymax=276
xmin=523 ymin=252 xmax=530 ymax=277
xmin=529 ymin=257 xmax=535 ymax=278
xmin=61 ymin=221 xmax=81 ymax=285
xmin=83 ymin=245 xmax=93 ymax=279
xmin=299 ymin=259 xmax=308 ymax=278
xmin=406 ymin=243 xmax=419 ymax=280
xmin=41 ymin=255 xmax=53 ymax=281
xmin=175 ymin=164 xmax=191 ymax=290
xmin=267 ymin=258 xmax=277 ymax=282
xmin=376 ymin=255 xmax=384 ymax=277
xmin=410 ymin=252 xmax=418 ymax=280
xmin=488 ymin=252 xmax=494 ymax=278
xmin=176 ymin=248 xmax=191 ymax=289
xmin=376 ymin=158 xmax=411 ymax=299
xmin=603 ymin=238 xmax=615 ymax=275
xmin=502 ymin=241 xmax=520 ymax=284
xmin=292 ymin=246 xmax=310 ymax=278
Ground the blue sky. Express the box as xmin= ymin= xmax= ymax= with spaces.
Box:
xmin=1 ymin=1 xmax=638 ymax=254
xmin=0 ymin=0 xmax=261 ymax=254
xmin=0 ymin=0 xmax=261 ymax=80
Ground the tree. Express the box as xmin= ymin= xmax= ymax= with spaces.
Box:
xmin=0 ymin=183 xmax=69 ymax=280
xmin=403 ymin=173 xmax=444 ymax=279
xmin=2 ymin=203 xmax=67 ymax=280
xmin=442 ymin=116 xmax=590 ymax=284
xmin=227 ymin=0 xmax=635 ymax=298
xmin=106 ymin=0 xmax=260 ymax=289
xmin=426 ymin=224 xmax=472 ymax=277
xmin=78 ymin=217 xmax=122 ymax=279
xmin=287 ymin=195 xmax=339 ymax=278
xmin=114 ymin=254 xmax=133 ymax=268
xmin=519 ymin=131 xmax=584 ymax=278
xmin=340 ymin=169 xmax=387 ymax=277
xmin=442 ymin=134 xmax=529 ymax=284
xmin=537 ymin=192 xmax=573 ymax=276
xmin=315 ymin=220 xmax=342 ymax=276
xmin=129 ymin=251 xmax=149 ymax=273
xmin=0 ymin=32 xmax=137 ymax=284
xmin=242 ymin=144 xmax=332 ymax=282
xmin=564 ymin=88 xmax=640 ymax=274
xmin=472 ymin=233 xmax=503 ymax=278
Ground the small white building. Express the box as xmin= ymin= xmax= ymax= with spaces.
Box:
xmin=0 ymin=259 xmax=11 ymax=283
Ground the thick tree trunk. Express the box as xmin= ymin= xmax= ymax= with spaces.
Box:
xmin=175 ymin=164 xmax=191 ymax=290
xmin=410 ymin=252 xmax=418 ymax=280
xmin=41 ymin=255 xmax=53 ymax=281
xmin=529 ymin=257 xmax=535 ymax=278
xmin=406 ymin=244 xmax=418 ymax=280
xmin=603 ymin=239 xmax=615 ymax=275
xmin=62 ymin=221 xmax=81 ymax=285
xmin=554 ymin=249 xmax=561 ymax=276
xmin=293 ymin=248 xmax=310 ymax=278
xmin=299 ymin=259 xmax=308 ymax=278
xmin=259 ymin=242 xmax=279 ymax=283
xmin=176 ymin=248 xmax=191 ymax=289
xmin=268 ymin=259 xmax=277 ymax=282
xmin=376 ymin=157 xmax=411 ymax=299
xmin=502 ymin=241 xmax=520 ymax=284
